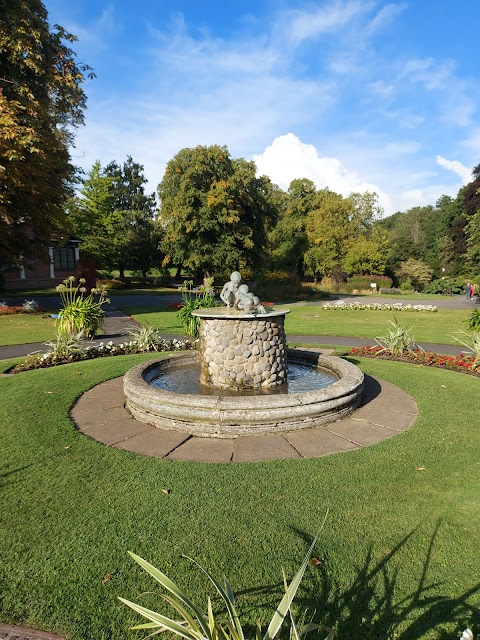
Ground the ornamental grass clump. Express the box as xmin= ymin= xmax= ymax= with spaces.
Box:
xmin=464 ymin=308 xmax=480 ymax=332
xmin=178 ymin=278 xmax=217 ymax=337
xmin=374 ymin=317 xmax=423 ymax=356
xmin=450 ymin=331 xmax=480 ymax=371
xmin=119 ymin=523 xmax=335 ymax=640
xmin=56 ymin=276 xmax=109 ymax=339
xmin=126 ymin=324 xmax=171 ymax=352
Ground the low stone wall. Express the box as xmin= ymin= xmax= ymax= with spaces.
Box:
xmin=198 ymin=315 xmax=287 ymax=389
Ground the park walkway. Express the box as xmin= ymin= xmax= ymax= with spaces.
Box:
xmin=0 ymin=303 xmax=470 ymax=360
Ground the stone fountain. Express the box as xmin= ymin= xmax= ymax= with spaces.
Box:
xmin=124 ymin=273 xmax=364 ymax=437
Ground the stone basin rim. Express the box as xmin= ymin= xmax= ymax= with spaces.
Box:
xmin=124 ymin=350 xmax=364 ymax=409
xmin=191 ymin=307 xmax=290 ymax=319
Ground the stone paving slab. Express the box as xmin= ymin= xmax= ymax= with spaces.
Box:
xmin=326 ymin=419 xmax=396 ymax=446
xmin=233 ymin=434 xmax=300 ymax=462
xmin=71 ymin=372 xmax=418 ymax=463
xmin=0 ymin=624 xmax=64 ymax=639
xmin=284 ymin=428 xmax=360 ymax=457
xmin=166 ymin=436 xmax=235 ymax=463
xmin=114 ymin=428 xmax=190 ymax=457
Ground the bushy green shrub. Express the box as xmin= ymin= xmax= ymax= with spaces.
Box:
xmin=423 ymin=277 xmax=465 ymax=294
xmin=346 ymin=275 xmax=392 ymax=291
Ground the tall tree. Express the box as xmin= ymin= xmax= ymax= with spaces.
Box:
xmin=0 ymin=0 xmax=92 ymax=266
xmin=70 ymin=158 xmax=160 ymax=277
xmin=104 ymin=157 xmax=157 ymax=278
xmin=268 ymin=179 xmax=314 ymax=277
xmin=158 ymin=145 xmax=277 ymax=276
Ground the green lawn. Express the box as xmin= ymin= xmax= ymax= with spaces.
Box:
xmin=0 ymin=313 xmax=57 ymax=346
xmin=280 ymin=305 xmax=466 ymax=345
xmin=124 ymin=306 xmax=184 ymax=333
xmin=0 ymin=354 xmax=478 ymax=639
xmin=122 ymin=304 xmax=467 ymax=346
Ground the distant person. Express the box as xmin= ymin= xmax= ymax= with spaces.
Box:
xmin=466 ymin=283 xmax=472 ymax=300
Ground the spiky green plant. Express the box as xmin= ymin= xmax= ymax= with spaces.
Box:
xmin=374 ymin=317 xmax=423 ymax=356
xmin=178 ymin=279 xmax=217 ymax=337
xmin=44 ymin=331 xmax=85 ymax=360
xmin=464 ymin=308 xmax=480 ymax=332
xmin=55 ymin=276 xmax=109 ymax=339
xmin=126 ymin=324 xmax=166 ymax=351
xmin=119 ymin=519 xmax=334 ymax=640
xmin=451 ymin=331 xmax=480 ymax=370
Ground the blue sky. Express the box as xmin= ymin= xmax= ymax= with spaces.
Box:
xmin=44 ymin=0 xmax=480 ymax=215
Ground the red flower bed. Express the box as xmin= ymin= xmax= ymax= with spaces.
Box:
xmin=0 ymin=305 xmax=45 ymax=315
xmin=350 ymin=346 xmax=479 ymax=376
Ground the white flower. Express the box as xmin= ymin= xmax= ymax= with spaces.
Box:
xmin=460 ymin=630 xmax=474 ymax=640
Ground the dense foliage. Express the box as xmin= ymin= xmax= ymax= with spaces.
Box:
xmin=158 ymin=145 xmax=278 ymax=276
xmin=69 ymin=157 xmax=161 ymax=277
xmin=0 ymin=0 xmax=92 ymax=266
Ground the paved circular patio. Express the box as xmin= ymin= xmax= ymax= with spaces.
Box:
xmin=70 ymin=371 xmax=417 ymax=463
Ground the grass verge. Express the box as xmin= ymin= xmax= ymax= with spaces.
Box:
xmin=0 ymin=355 xmax=479 ymax=639
xmin=280 ymin=305 xmax=466 ymax=345
xmin=0 ymin=313 xmax=57 ymax=346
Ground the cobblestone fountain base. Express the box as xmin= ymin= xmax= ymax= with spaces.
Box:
xmin=196 ymin=309 xmax=288 ymax=389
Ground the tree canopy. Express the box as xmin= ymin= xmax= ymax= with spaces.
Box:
xmin=158 ymin=145 xmax=277 ymax=275
xmin=0 ymin=0 xmax=92 ymax=266
xmin=69 ymin=158 xmax=160 ymax=277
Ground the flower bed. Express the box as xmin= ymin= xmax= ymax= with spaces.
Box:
xmin=0 ymin=301 xmax=44 ymax=315
xmin=323 ymin=302 xmax=437 ymax=312
xmin=12 ymin=338 xmax=197 ymax=373
xmin=350 ymin=345 xmax=479 ymax=375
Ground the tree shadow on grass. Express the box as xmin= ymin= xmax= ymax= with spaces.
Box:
xmin=0 ymin=464 xmax=34 ymax=491
xmin=290 ymin=524 xmax=479 ymax=640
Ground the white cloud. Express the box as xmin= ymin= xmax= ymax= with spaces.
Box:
xmin=436 ymin=155 xmax=472 ymax=185
xmin=365 ymin=3 xmax=408 ymax=35
xmin=252 ymin=133 xmax=392 ymax=213
xmin=280 ymin=1 xmax=372 ymax=46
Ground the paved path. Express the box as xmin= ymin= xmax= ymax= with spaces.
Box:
xmin=71 ymin=368 xmax=417 ymax=463
xmin=0 ymin=624 xmax=64 ymax=640
xmin=0 ymin=305 xmax=468 ymax=360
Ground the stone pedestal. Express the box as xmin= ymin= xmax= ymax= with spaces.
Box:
xmin=192 ymin=308 xmax=289 ymax=389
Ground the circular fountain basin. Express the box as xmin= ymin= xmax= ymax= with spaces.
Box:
xmin=123 ymin=349 xmax=364 ymax=438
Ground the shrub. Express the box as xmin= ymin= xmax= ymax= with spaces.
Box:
xmin=96 ymin=278 xmax=126 ymax=290
xmin=346 ymin=275 xmax=393 ymax=291
xmin=378 ymin=288 xmax=403 ymax=295
xmin=423 ymin=277 xmax=465 ymax=295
